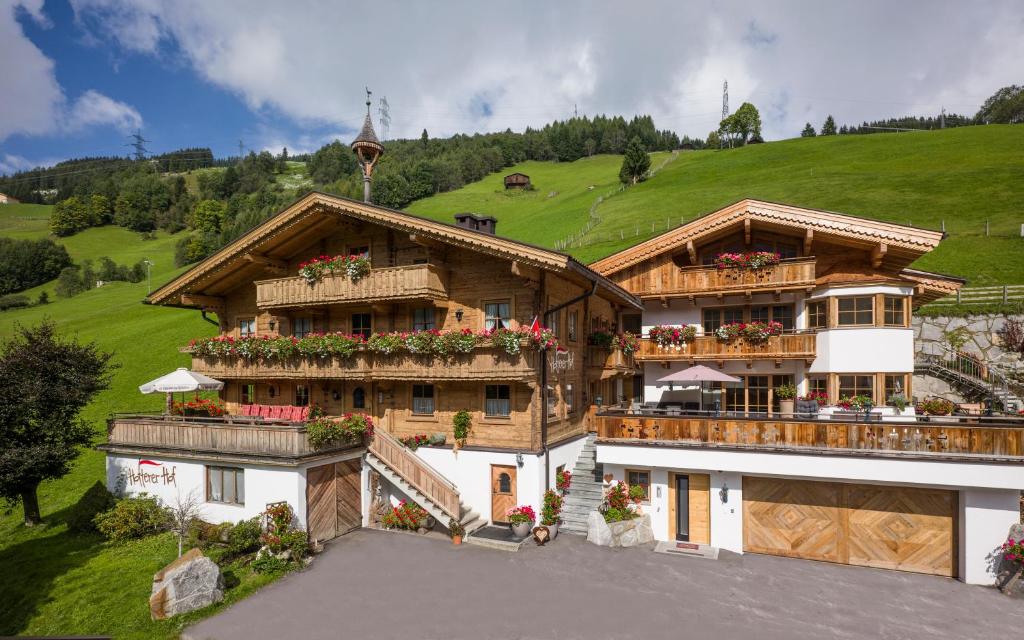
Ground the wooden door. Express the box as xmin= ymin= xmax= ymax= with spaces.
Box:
xmin=669 ymin=473 xmax=710 ymax=544
xmin=306 ymin=463 xmax=337 ymax=542
xmin=490 ymin=465 xmax=517 ymax=523
xmin=742 ymin=477 xmax=956 ymax=577
xmin=335 ymin=459 xmax=362 ymax=535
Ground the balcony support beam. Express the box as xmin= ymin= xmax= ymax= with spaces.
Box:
xmin=685 ymin=240 xmax=697 ymax=265
xmin=804 ymin=228 xmax=814 ymax=254
xmin=872 ymin=242 xmax=888 ymax=268
xmin=244 ymin=253 xmax=287 ymax=273
xmin=181 ymin=293 xmax=225 ymax=312
xmin=511 ymin=261 xmax=541 ymax=289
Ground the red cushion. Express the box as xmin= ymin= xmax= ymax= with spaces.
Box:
xmin=240 ymin=404 xmax=254 ymax=417
xmin=281 ymin=406 xmax=297 ymax=421
xmin=299 ymin=406 xmax=311 ymax=421
xmin=258 ymin=405 xmax=272 ymax=418
xmin=268 ymin=406 xmax=283 ymax=419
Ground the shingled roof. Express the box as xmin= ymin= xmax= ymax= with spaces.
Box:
xmin=352 ymin=112 xmax=382 ymax=149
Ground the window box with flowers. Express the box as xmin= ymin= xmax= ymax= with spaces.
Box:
xmin=649 ymin=324 xmax=697 ymax=351
xmin=713 ymin=251 xmax=781 ymax=271
xmin=306 ymin=413 xmax=373 ymax=449
xmin=171 ymin=397 xmax=226 ymax=417
xmin=298 ymin=254 xmax=371 ymax=285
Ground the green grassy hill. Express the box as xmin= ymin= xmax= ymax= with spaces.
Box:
xmin=408 ymin=126 xmax=1024 ymax=285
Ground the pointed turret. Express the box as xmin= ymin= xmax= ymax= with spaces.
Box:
xmin=352 ymin=89 xmax=384 ymax=203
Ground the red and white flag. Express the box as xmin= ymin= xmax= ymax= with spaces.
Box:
xmin=528 ymin=316 xmax=541 ymax=336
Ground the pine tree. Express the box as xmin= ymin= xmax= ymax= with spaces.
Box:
xmin=801 ymin=123 xmax=817 ymax=137
xmin=821 ymin=115 xmax=837 ymax=135
xmin=619 ymin=136 xmax=651 ymax=185
xmin=421 ymin=129 xmax=429 ymax=149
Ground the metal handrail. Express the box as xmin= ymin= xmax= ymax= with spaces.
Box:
xmin=916 ymin=346 xmax=1017 ymax=410
xmin=597 ymin=406 xmax=1024 ymax=428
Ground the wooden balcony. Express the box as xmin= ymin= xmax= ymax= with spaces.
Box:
xmin=637 ymin=257 xmax=815 ymax=299
xmin=255 ymin=263 xmax=449 ymax=310
xmin=595 ymin=412 xmax=1024 ymax=462
xmin=189 ymin=346 xmax=540 ymax=382
xmin=103 ymin=414 xmax=362 ymax=464
xmin=635 ymin=333 xmax=816 ymax=362
xmin=586 ymin=346 xmax=638 ymax=379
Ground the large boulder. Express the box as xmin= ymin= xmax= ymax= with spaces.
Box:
xmin=150 ymin=548 xmax=224 ymax=620
xmin=587 ymin=512 xmax=654 ymax=548
xmin=996 ymin=523 xmax=1024 ymax=597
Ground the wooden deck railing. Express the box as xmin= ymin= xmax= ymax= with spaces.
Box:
xmin=189 ymin=346 xmax=539 ymax=381
xmin=586 ymin=346 xmax=637 ymax=377
xmin=255 ymin=263 xmax=449 ymax=309
xmin=595 ymin=412 xmax=1024 ymax=461
xmin=105 ymin=414 xmax=361 ymax=460
xmin=635 ymin=332 xmax=816 ymax=361
xmin=369 ymin=428 xmax=461 ymax=519
xmin=633 ymin=257 xmax=816 ymax=299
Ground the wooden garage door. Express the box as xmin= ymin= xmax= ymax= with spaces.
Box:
xmin=307 ymin=460 xmax=362 ymax=542
xmin=742 ymin=477 xmax=957 ymax=577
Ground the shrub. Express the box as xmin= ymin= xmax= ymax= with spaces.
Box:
xmin=381 ymin=500 xmax=430 ymax=530
xmin=93 ymin=494 xmax=169 ymax=542
xmin=601 ymin=483 xmax=640 ymax=523
xmin=306 ymin=413 xmax=373 ymax=449
xmin=66 ymin=481 xmax=116 ymax=533
xmin=0 ymin=294 xmax=30 ymax=311
xmin=252 ymin=554 xmax=287 ymax=574
xmin=227 ymin=517 xmax=263 ymax=555
xmin=278 ymin=529 xmax=309 ymax=558
xmin=188 ymin=519 xmax=232 ymax=549
xmin=453 ymin=410 xmax=472 ymax=446
xmin=541 ymin=489 xmax=562 ymax=526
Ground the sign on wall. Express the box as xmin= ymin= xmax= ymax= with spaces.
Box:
xmin=120 ymin=459 xmax=178 ymax=489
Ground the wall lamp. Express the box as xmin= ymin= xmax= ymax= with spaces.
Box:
xmin=268 ymin=318 xmax=277 ymax=332
xmin=719 ymin=482 xmax=729 ymax=504
xmin=515 ymin=452 xmax=524 ymax=467
xmin=455 ymin=308 xmax=464 ymax=322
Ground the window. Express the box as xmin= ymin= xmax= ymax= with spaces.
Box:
xmin=567 ymin=310 xmax=578 ymax=342
xmin=412 ymin=384 xmax=435 ymax=415
xmin=498 ymin=472 xmax=512 ymax=493
xmin=207 ymin=466 xmax=244 ymax=505
xmin=885 ymin=374 xmax=907 ymax=401
xmin=241 ymin=383 xmax=255 ymax=405
xmin=293 ymin=317 xmax=312 ymax=338
xmin=239 ymin=318 xmax=256 ymax=337
xmin=412 ymin=258 xmax=428 ymax=265
xmin=750 ymin=306 xmax=769 ymax=323
xmin=485 ymin=384 xmax=511 ymax=417
xmin=772 ymin=305 xmax=794 ymax=331
xmin=808 ymin=377 xmax=827 ymax=396
xmin=546 ymin=384 xmax=557 ymax=418
xmin=703 ymin=307 xmax=744 ymax=332
xmin=484 ymin=301 xmax=511 ymax=330
xmin=884 ymin=296 xmax=906 ymax=327
xmin=412 ymin=307 xmax=435 ymax=331
xmin=747 ymin=376 xmax=769 ymax=414
xmin=352 ymin=387 xmax=366 ymax=409
xmin=350 ymin=245 xmax=369 ymax=258
xmin=839 ymin=375 xmax=875 ymax=402
xmin=838 ymin=297 xmax=874 ymax=326
xmin=626 ymin=469 xmax=650 ymax=501
xmin=295 ymin=384 xmax=310 ymax=407
xmin=547 ymin=310 xmax=560 ymax=338
xmin=564 ymin=383 xmax=575 ymax=414
xmin=351 ymin=313 xmax=372 ymax=338
xmin=808 ymin=301 xmax=827 ymax=329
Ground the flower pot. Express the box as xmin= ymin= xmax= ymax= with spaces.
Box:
xmin=451 ymin=535 xmax=462 ymax=545
xmin=510 ymin=521 xmax=533 ymax=538
xmin=779 ymin=399 xmax=794 ymax=418
xmin=544 ymin=522 xmax=559 ymax=539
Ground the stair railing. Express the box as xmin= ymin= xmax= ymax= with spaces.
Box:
xmin=917 ymin=347 xmax=1018 ymax=411
xmin=368 ymin=429 xmax=461 ymax=519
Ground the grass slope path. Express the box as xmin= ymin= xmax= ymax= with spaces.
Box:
xmin=409 ymin=125 xmax=1024 ymax=285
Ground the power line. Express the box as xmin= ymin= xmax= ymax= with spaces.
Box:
xmin=125 ymin=129 xmax=149 ymax=161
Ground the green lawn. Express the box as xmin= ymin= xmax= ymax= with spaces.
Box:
xmin=409 ymin=126 xmax=1024 ymax=285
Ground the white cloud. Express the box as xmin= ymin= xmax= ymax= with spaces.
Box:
xmin=0 ymin=0 xmax=145 ymax=143
xmin=47 ymin=0 xmax=1024 ymax=141
xmin=64 ymin=89 xmax=143 ymax=133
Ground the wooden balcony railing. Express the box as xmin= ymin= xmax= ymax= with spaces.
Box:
xmin=595 ymin=412 xmax=1024 ymax=461
xmin=635 ymin=332 xmax=816 ymax=361
xmin=189 ymin=347 xmax=539 ymax=381
xmin=368 ymin=429 xmax=461 ymax=519
xmin=255 ymin=263 xmax=449 ymax=309
xmin=105 ymin=414 xmax=362 ymax=461
xmin=586 ymin=346 xmax=637 ymax=378
xmin=635 ymin=257 xmax=816 ymax=299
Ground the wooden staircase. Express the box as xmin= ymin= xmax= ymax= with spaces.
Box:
xmin=366 ymin=429 xmax=486 ymax=534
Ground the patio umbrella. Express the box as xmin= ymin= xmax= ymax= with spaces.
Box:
xmin=657 ymin=365 xmax=741 ymax=412
xmin=139 ymin=367 xmax=224 ymax=414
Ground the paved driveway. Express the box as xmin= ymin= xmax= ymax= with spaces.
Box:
xmin=186 ymin=529 xmax=1023 ymax=640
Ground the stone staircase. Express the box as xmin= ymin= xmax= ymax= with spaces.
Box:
xmin=366 ymin=434 xmax=487 ymax=535
xmin=559 ymin=434 xmax=605 ymax=535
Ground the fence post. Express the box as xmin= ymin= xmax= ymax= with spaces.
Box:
xmin=941 ymin=220 xmax=945 ymax=232
xmin=1004 ymin=285 xmax=1008 ymax=304
xmin=956 ymin=289 xmax=961 ymax=305
xmin=986 ymin=220 xmax=990 ymax=237
xmin=1020 ymin=223 xmax=1023 ymax=237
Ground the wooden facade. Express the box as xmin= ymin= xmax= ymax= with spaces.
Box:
xmin=635 ymin=333 xmax=816 ymax=362
xmin=142 ymin=192 xmax=641 ymax=453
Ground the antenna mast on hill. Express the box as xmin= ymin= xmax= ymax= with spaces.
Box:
xmin=720 ymin=80 xmax=729 ymax=149
xmin=126 ymin=129 xmax=149 ymax=161
xmin=378 ymin=96 xmax=391 ymax=142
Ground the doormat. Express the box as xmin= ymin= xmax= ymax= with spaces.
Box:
xmin=653 ymin=540 xmax=719 ymax=560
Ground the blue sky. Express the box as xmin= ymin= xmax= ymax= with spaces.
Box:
xmin=2 ymin=0 xmax=1022 ymax=174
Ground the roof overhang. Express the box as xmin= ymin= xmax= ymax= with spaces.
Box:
xmin=899 ymin=267 xmax=967 ymax=306
xmin=590 ymin=199 xmax=947 ymax=276
xmin=148 ymin=192 xmax=641 ymax=310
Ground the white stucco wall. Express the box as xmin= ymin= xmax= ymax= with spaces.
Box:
xmin=808 ymin=284 xmax=914 ymax=300
xmin=106 ymin=452 xmax=362 ymax=529
xmin=643 ymin=360 xmax=804 ymax=405
xmin=810 ymin=328 xmax=914 ymax=373
xmin=959 ymin=488 xmax=1022 ymax=585
xmin=547 ymin=436 xmax=588 ymax=487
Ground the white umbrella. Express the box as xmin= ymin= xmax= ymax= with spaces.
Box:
xmin=657 ymin=365 xmax=741 ymax=413
xmin=139 ymin=368 xmax=224 ymax=414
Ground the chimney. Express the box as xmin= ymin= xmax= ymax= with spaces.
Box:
xmin=453 ymin=213 xmax=498 ymax=235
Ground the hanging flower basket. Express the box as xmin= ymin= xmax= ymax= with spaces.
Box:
xmin=713 ymin=251 xmax=781 ymax=271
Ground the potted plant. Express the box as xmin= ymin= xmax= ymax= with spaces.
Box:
xmin=776 ymin=383 xmax=797 ymax=418
xmin=918 ymin=398 xmax=955 ymax=422
xmin=556 ymin=469 xmax=572 ymax=494
xmin=887 ymin=393 xmax=909 ymax=414
xmin=452 ymin=410 xmax=472 ymax=449
xmin=506 ymin=505 xmax=536 ymax=538
xmin=541 ymin=490 xmax=563 ymax=539
xmin=448 ymin=517 xmax=465 ymax=545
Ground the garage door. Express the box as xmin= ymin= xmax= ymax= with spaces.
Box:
xmin=306 ymin=459 xmax=362 ymax=542
xmin=742 ymin=477 xmax=957 ymax=577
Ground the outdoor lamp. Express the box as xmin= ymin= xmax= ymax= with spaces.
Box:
xmin=719 ymin=482 xmax=729 ymax=504
xmin=516 ymin=452 xmax=524 ymax=467
xmin=455 ymin=308 xmax=464 ymax=322
xmin=331 ymin=390 xmax=340 ymax=401
xmin=269 ymin=318 xmax=276 ymax=331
